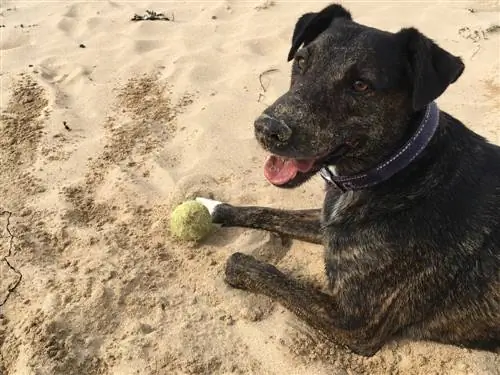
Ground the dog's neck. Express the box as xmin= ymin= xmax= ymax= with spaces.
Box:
xmin=320 ymin=102 xmax=440 ymax=192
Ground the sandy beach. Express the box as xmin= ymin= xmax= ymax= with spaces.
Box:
xmin=1 ymin=1 xmax=499 ymax=374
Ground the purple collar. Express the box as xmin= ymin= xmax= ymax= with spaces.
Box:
xmin=320 ymin=102 xmax=439 ymax=192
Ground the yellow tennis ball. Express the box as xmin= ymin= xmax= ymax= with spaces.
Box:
xmin=170 ymin=200 xmax=213 ymax=241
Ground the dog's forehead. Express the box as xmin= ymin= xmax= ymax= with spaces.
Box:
xmin=321 ymin=22 xmax=400 ymax=53
xmin=306 ymin=24 xmax=405 ymax=86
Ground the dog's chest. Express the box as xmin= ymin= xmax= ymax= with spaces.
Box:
xmin=322 ymin=189 xmax=368 ymax=293
xmin=322 ymin=189 xmax=358 ymax=224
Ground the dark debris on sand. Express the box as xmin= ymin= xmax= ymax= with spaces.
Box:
xmin=131 ymin=10 xmax=173 ymax=22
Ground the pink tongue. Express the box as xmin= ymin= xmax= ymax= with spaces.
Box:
xmin=263 ymin=155 xmax=315 ymax=185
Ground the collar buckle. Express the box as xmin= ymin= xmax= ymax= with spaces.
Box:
xmin=320 ymin=167 xmax=347 ymax=192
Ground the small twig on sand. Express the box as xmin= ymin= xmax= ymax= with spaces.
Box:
xmin=258 ymin=68 xmax=279 ymax=92
xmin=471 ymin=44 xmax=481 ymax=59
xmin=0 ymin=210 xmax=22 ymax=307
xmin=486 ymin=24 xmax=500 ymax=34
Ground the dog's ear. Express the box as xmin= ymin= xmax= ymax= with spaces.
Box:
xmin=287 ymin=4 xmax=352 ymax=62
xmin=398 ymin=27 xmax=465 ymax=111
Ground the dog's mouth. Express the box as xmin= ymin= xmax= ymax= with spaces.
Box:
xmin=263 ymin=157 xmax=316 ymax=186
xmin=263 ymin=144 xmax=351 ymax=186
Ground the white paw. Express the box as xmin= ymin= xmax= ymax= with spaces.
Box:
xmin=195 ymin=197 xmax=223 ymax=216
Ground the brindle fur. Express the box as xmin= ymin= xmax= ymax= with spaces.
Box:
xmin=214 ymin=4 xmax=500 ymax=356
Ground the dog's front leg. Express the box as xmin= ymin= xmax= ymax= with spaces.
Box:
xmin=211 ymin=203 xmax=323 ymax=244
xmin=225 ymin=252 xmax=386 ymax=356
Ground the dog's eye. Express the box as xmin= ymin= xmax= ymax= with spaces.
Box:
xmin=296 ymin=56 xmax=307 ymax=72
xmin=352 ymin=80 xmax=369 ymax=92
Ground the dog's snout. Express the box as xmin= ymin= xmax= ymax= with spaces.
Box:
xmin=254 ymin=114 xmax=292 ymax=143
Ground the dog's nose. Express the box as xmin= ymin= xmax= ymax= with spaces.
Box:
xmin=254 ymin=114 xmax=292 ymax=143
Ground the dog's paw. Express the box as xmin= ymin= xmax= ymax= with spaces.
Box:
xmin=225 ymin=252 xmax=254 ymax=289
xmin=224 ymin=252 xmax=282 ymax=291
xmin=211 ymin=203 xmax=235 ymax=225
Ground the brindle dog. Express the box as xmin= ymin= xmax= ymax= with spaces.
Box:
xmin=210 ymin=4 xmax=500 ymax=356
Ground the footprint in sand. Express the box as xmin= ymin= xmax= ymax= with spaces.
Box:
xmin=56 ymin=17 xmax=77 ymax=37
xmin=132 ymin=39 xmax=164 ymax=54
xmin=242 ymin=35 xmax=284 ymax=57
xmin=59 ymin=3 xmax=114 ymax=40
xmin=188 ymin=61 xmax=226 ymax=85
xmin=0 ymin=29 xmax=31 ymax=50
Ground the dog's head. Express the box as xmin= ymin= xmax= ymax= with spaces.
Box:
xmin=256 ymin=3 xmax=464 ymax=188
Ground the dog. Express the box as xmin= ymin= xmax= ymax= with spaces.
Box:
xmin=208 ymin=3 xmax=500 ymax=356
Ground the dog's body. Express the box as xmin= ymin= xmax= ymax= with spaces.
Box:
xmin=212 ymin=4 xmax=500 ymax=356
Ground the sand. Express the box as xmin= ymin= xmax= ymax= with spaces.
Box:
xmin=0 ymin=1 xmax=499 ymax=374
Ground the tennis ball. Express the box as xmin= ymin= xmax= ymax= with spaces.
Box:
xmin=170 ymin=200 xmax=213 ymax=241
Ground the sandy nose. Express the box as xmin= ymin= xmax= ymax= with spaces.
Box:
xmin=254 ymin=114 xmax=292 ymax=142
